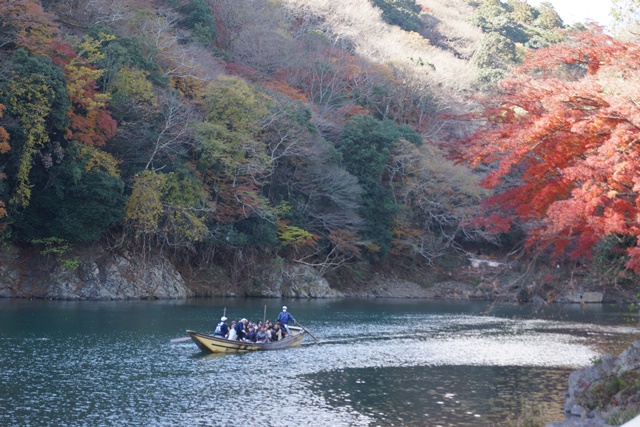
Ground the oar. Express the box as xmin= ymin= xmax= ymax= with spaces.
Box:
xmin=295 ymin=321 xmax=320 ymax=343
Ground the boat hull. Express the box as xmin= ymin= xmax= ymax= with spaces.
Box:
xmin=186 ymin=326 xmax=305 ymax=353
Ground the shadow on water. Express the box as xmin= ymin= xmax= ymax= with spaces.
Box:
xmin=302 ymin=365 xmax=573 ymax=427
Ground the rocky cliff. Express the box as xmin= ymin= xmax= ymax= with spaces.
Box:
xmin=547 ymin=342 xmax=640 ymax=427
xmin=0 ymin=244 xmax=343 ymax=300
xmin=0 ymin=246 xmax=187 ymax=300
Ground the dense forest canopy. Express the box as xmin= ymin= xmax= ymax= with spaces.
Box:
xmin=0 ymin=0 xmax=638 ymax=290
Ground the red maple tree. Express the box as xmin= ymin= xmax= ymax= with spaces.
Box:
xmin=459 ymin=26 xmax=640 ymax=273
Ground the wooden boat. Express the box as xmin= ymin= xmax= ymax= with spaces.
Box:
xmin=186 ymin=326 xmax=305 ymax=353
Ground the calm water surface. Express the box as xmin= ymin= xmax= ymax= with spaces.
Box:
xmin=0 ymin=298 xmax=638 ymax=426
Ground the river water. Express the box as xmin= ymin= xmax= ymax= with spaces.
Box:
xmin=1 ymin=298 xmax=638 ymax=426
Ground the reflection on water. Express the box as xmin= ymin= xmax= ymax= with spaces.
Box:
xmin=0 ymin=298 xmax=638 ymax=426
xmin=303 ymin=365 xmax=572 ymax=427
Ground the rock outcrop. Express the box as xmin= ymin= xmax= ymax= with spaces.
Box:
xmin=557 ymin=290 xmax=605 ymax=304
xmin=261 ymin=264 xmax=344 ymax=298
xmin=343 ymin=273 xmax=487 ymax=299
xmin=1 ymin=248 xmax=188 ymax=300
xmin=550 ymin=341 xmax=640 ymax=427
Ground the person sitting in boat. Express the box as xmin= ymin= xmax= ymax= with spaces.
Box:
xmin=267 ymin=324 xmax=277 ymax=341
xmin=214 ymin=316 xmax=229 ymax=338
xmin=246 ymin=326 xmax=257 ymax=342
xmin=256 ymin=325 xmax=269 ymax=343
xmin=273 ymin=323 xmax=284 ymax=341
xmin=227 ymin=321 xmax=238 ymax=341
xmin=235 ymin=318 xmax=248 ymax=341
xmin=276 ymin=321 xmax=289 ymax=338
xmin=277 ymin=306 xmax=296 ymax=335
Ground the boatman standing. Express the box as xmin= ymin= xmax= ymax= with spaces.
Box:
xmin=277 ymin=306 xmax=296 ymax=335
xmin=214 ymin=316 xmax=229 ymax=338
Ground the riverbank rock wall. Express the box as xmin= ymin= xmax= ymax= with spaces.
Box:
xmin=0 ymin=242 xmax=635 ymax=302
xmin=261 ymin=264 xmax=344 ymax=298
xmin=0 ymin=244 xmax=345 ymax=300
xmin=0 ymin=246 xmax=188 ymax=300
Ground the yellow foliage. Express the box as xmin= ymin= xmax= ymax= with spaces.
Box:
xmin=170 ymin=76 xmax=203 ymax=99
xmin=364 ymin=242 xmax=382 ymax=253
xmin=5 ymin=76 xmax=53 ymax=207
xmin=203 ymin=75 xmax=270 ymax=132
xmin=169 ymin=210 xmax=208 ymax=242
xmin=112 ymin=66 xmax=155 ymax=105
xmin=277 ymin=221 xmax=318 ymax=249
xmin=125 ymin=170 xmax=210 ymax=244
xmin=124 ymin=171 xmax=166 ymax=235
xmin=74 ymin=33 xmax=115 ymax=64
xmin=78 ymin=145 xmax=120 ymax=177
xmin=64 ymin=63 xmax=109 ymax=108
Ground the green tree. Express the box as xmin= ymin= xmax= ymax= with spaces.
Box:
xmin=338 ymin=115 xmax=421 ymax=255
xmin=471 ymin=32 xmax=517 ymax=70
xmin=12 ymin=143 xmax=125 ymax=242
xmin=204 ymin=75 xmax=269 ymax=132
xmin=179 ymin=0 xmax=217 ymax=45
xmin=371 ymin=0 xmax=423 ymax=32
xmin=508 ymin=0 xmax=535 ymax=24
xmin=534 ymin=2 xmax=564 ymax=29
xmin=472 ymin=0 xmax=509 ymax=30
xmin=124 ymin=170 xmax=208 ymax=248
xmin=0 ymin=49 xmax=70 ymax=208
xmin=96 ymin=32 xmax=166 ymax=91
xmin=196 ymin=76 xmax=272 ymax=223
xmin=124 ymin=170 xmax=165 ymax=237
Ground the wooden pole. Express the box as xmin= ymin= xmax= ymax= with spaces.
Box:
xmin=295 ymin=321 xmax=320 ymax=343
xmin=263 ymin=304 xmax=267 ymax=324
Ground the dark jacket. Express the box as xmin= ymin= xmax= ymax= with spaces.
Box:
xmin=235 ymin=322 xmax=246 ymax=340
xmin=214 ymin=321 xmax=229 ymax=337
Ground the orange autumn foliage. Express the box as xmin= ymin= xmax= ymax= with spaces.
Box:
xmin=263 ymin=80 xmax=310 ymax=103
xmin=0 ymin=0 xmax=57 ymax=55
xmin=51 ymin=39 xmax=117 ymax=146
xmin=0 ymin=104 xmax=9 ymax=155
xmin=459 ymin=26 xmax=640 ymax=273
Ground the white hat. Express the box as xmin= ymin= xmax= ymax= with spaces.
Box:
xmin=221 ymin=316 xmax=227 ymax=321
xmin=282 ymin=306 xmax=287 ymax=311
xmin=241 ymin=318 xmax=247 ymax=322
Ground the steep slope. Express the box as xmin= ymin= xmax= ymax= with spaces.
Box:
xmin=279 ymin=0 xmax=480 ymax=94
xmin=416 ymin=0 xmax=483 ymax=59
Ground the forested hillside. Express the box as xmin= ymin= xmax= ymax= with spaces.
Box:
xmin=1 ymin=0 xmax=638 ymax=294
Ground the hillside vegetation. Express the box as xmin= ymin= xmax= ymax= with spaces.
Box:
xmin=0 ymin=0 xmax=638 ymax=296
